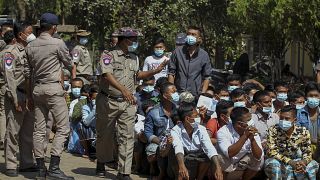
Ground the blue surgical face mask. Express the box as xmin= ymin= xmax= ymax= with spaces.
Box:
xmin=262 ymin=106 xmax=272 ymax=114
xmin=220 ymin=96 xmax=230 ymax=101
xmin=295 ymin=104 xmax=305 ymax=110
xmin=185 ymin=35 xmax=197 ymax=46
xmin=79 ymin=37 xmax=88 ymax=45
xmin=194 ymin=117 xmax=201 ymax=124
xmin=143 ymin=85 xmax=154 ymax=93
xmin=228 ymin=86 xmax=240 ymax=92
xmin=72 ymin=88 xmax=81 ymax=98
xmin=307 ymin=97 xmax=320 ymax=109
xmin=128 ymin=42 xmax=139 ymax=52
xmin=171 ymin=92 xmax=180 ymax=103
xmin=277 ymin=93 xmax=288 ymax=102
xmin=154 ymin=49 xmax=164 ymax=57
xmin=234 ymin=101 xmax=246 ymax=108
xmin=279 ymin=120 xmax=293 ymax=131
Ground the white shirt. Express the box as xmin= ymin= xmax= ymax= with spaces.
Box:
xmin=171 ymin=123 xmax=218 ymax=159
xmin=217 ymin=123 xmax=263 ymax=164
xmin=134 ymin=114 xmax=145 ymax=135
xmin=143 ymin=55 xmax=169 ymax=81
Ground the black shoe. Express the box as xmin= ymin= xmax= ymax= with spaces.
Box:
xmin=46 ymin=156 xmax=74 ymax=180
xmin=19 ymin=165 xmax=39 ymax=172
xmin=96 ymin=162 xmax=105 ymax=177
xmin=5 ymin=169 xmax=18 ymax=177
xmin=117 ymin=173 xmax=132 ymax=180
xmin=36 ymin=158 xmax=46 ymax=180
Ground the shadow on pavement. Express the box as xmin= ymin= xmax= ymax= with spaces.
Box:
xmin=71 ymin=167 xmax=117 ymax=179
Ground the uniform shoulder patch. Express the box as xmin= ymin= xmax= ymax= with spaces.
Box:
xmin=4 ymin=52 xmax=14 ymax=69
xmin=102 ymin=53 xmax=112 ymax=65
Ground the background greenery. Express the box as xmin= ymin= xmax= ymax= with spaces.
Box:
xmin=2 ymin=0 xmax=320 ymax=70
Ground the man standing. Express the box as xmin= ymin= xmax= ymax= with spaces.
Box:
xmin=168 ymin=26 xmax=212 ymax=97
xmin=71 ymin=30 xmax=93 ymax=84
xmin=25 ymin=13 xmax=74 ymax=180
xmin=1 ymin=22 xmax=37 ymax=177
xmin=96 ymin=27 xmax=167 ymax=180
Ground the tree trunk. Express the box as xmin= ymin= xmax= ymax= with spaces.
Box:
xmin=16 ymin=0 xmax=26 ymax=21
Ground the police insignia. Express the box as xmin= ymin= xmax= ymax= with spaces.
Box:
xmin=4 ymin=52 xmax=14 ymax=69
xmin=103 ymin=54 xmax=112 ymax=65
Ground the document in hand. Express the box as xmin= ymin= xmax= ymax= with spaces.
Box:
xmin=197 ymin=95 xmax=218 ymax=114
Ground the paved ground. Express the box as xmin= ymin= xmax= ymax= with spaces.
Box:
xmin=0 ymin=147 xmax=148 ymax=180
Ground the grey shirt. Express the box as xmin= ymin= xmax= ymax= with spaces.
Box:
xmin=252 ymin=112 xmax=279 ymax=143
xmin=168 ymin=45 xmax=212 ymax=97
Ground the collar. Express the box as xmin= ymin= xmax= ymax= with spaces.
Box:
xmin=16 ymin=43 xmax=25 ymax=51
xmin=159 ymin=103 xmax=177 ymax=118
xmin=40 ymin=32 xmax=52 ymax=38
xmin=182 ymin=45 xmax=200 ymax=58
xmin=256 ymin=112 xmax=271 ymax=122
xmin=179 ymin=122 xmax=200 ymax=135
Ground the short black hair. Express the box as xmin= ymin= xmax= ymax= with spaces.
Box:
xmin=153 ymin=36 xmax=165 ymax=46
xmin=72 ymin=78 xmax=84 ymax=85
xmin=230 ymin=107 xmax=249 ymax=124
xmin=227 ymin=74 xmax=242 ymax=83
xmin=253 ymin=90 xmax=270 ymax=103
xmin=40 ymin=23 xmax=54 ymax=32
xmin=213 ymin=84 xmax=228 ymax=94
xmin=305 ymin=82 xmax=320 ymax=95
xmin=160 ymin=82 xmax=175 ymax=95
xmin=216 ymin=100 xmax=234 ymax=120
xmin=274 ymin=81 xmax=288 ymax=90
xmin=230 ymin=88 xmax=246 ymax=100
xmin=142 ymin=76 xmax=155 ymax=84
xmin=81 ymin=84 xmax=90 ymax=94
xmin=187 ymin=25 xmax=202 ymax=35
xmin=178 ymin=102 xmax=196 ymax=122
xmin=142 ymin=99 xmax=156 ymax=114
xmin=280 ymin=105 xmax=297 ymax=118
xmin=89 ymin=84 xmax=99 ymax=97
xmin=243 ymin=83 xmax=261 ymax=95
xmin=3 ymin=30 xmax=14 ymax=44
xmin=288 ymin=91 xmax=305 ymax=103
xmin=155 ymin=76 xmax=168 ymax=89
xmin=13 ymin=21 xmax=32 ymax=39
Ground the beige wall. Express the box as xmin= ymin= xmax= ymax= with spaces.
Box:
xmin=285 ymin=42 xmax=314 ymax=77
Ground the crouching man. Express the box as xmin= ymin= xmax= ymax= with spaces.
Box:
xmin=265 ymin=105 xmax=319 ymax=179
xmin=168 ymin=102 xmax=223 ymax=180
xmin=217 ymin=107 xmax=264 ymax=180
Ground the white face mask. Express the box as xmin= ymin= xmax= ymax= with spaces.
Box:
xmin=26 ymin=33 xmax=36 ymax=43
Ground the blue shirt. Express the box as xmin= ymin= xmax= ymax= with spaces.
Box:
xmin=82 ymin=102 xmax=96 ymax=128
xmin=144 ymin=104 xmax=176 ymax=143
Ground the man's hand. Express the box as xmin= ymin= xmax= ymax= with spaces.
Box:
xmin=178 ymin=165 xmax=189 ymax=180
xmin=167 ymin=135 xmax=173 ymax=145
xmin=15 ymin=102 xmax=23 ymax=112
xmin=121 ymin=88 xmax=135 ymax=105
xmin=198 ymin=106 xmax=207 ymax=121
xmin=214 ymin=165 xmax=223 ymax=180
xmin=155 ymin=59 xmax=168 ymax=73
xmin=295 ymin=160 xmax=307 ymax=173
xmin=244 ymin=126 xmax=258 ymax=140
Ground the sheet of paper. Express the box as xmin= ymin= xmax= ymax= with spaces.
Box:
xmin=197 ymin=95 xmax=218 ymax=112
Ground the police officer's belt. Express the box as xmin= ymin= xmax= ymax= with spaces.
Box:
xmin=100 ymin=91 xmax=125 ymax=102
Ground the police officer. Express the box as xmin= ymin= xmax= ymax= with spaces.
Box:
xmin=0 ymin=23 xmax=13 ymax=150
xmin=95 ymin=27 xmax=167 ymax=179
xmin=71 ymin=30 xmax=93 ymax=84
xmin=25 ymin=13 xmax=74 ymax=180
xmin=0 ymin=22 xmax=37 ymax=177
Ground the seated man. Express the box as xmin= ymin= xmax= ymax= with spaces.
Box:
xmin=71 ymin=84 xmax=90 ymax=123
xmin=135 ymin=76 xmax=159 ymax=116
xmin=206 ymin=100 xmax=234 ymax=145
xmin=213 ymin=84 xmax=230 ymax=101
xmin=252 ymin=90 xmax=279 ymax=147
xmin=230 ymin=88 xmax=250 ymax=109
xmin=144 ymin=82 xmax=178 ymax=179
xmin=68 ymin=78 xmax=84 ymax=117
xmin=217 ymin=107 xmax=264 ymax=180
xmin=227 ymin=74 xmax=242 ymax=93
xmin=169 ymin=102 xmax=223 ymax=180
xmin=272 ymin=81 xmax=289 ymax=113
xmin=265 ymin=105 xmax=319 ymax=179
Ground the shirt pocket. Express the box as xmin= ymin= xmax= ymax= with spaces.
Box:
xmin=113 ymin=62 xmax=125 ymax=77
